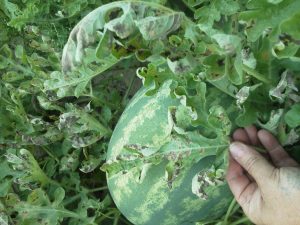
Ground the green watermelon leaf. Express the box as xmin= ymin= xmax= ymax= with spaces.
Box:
xmin=285 ymin=104 xmax=300 ymax=128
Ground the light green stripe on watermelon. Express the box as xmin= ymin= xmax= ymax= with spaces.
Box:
xmin=107 ymin=80 xmax=178 ymax=160
xmin=108 ymin=157 xmax=232 ymax=225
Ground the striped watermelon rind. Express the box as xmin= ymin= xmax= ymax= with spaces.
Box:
xmin=106 ymin=81 xmax=233 ymax=225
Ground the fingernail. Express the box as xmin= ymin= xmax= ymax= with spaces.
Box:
xmin=230 ymin=142 xmax=244 ymax=159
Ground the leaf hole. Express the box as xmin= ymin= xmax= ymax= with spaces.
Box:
xmin=105 ymin=8 xmax=123 ymax=23
xmin=217 ymin=59 xmax=224 ymax=66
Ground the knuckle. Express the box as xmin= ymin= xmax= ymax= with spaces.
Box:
xmin=271 ymin=168 xmax=280 ymax=181
xmin=270 ymin=144 xmax=283 ymax=153
xmin=241 ymin=197 xmax=267 ymax=225
xmin=238 ymin=194 xmax=250 ymax=207
xmin=244 ymin=155 xmax=261 ymax=174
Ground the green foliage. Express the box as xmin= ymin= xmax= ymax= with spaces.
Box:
xmin=1 ymin=0 xmax=300 ymax=224
xmin=285 ymin=104 xmax=300 ymax=128
xmin=0 ymin=0 xmax=124 ymax=224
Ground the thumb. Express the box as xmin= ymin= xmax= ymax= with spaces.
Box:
xmin=230 ymin=142 xmax=276 ymax=185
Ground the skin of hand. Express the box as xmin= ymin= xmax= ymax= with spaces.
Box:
xmin=226 ymin=125 xmax=300 ymax=225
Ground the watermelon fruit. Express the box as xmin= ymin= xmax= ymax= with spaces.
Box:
xmin=105 ymin=81 xmax=233 ymax=225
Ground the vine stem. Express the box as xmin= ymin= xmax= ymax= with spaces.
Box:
xmin=230 ymin=216 xmax=250 ymax=225
xmin=63 ymin=186 xmax=108 ymax=206
xmin=223 ymin=198 xmax=237 ymax=223
xmin=113 ymin=212 xmax=121 ymax=225
xmin=96 ymin=210 xmax=118 ymax=223
xmin=88 ymin=186 xmax=108 ymax=192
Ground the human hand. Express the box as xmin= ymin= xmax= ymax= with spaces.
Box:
xmin=226 ymin=126 xmax=300 ymax=225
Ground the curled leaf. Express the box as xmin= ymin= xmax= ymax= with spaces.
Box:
xmin=269 ymin=71 xmax=299 ymax=103
xmin=62 ymin=1 xmax=184 ymax=72
xmin=192 ymin=166 xmax=225 ymax=200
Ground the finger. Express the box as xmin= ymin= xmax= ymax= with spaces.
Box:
xmin=233 ymin=128 xmax=251 ymax=144
xmin=244 ymin=125 xmax=260 ymax=146
xmin=236 ymin=127 xmax=268 ymax=162
xmin=237 ymin=182 xmax=258 ymax=213
xmin=258 ymin=130 xmax=299 ymax=167
xmin=226 ymin=155 xmax=251 ymax=198
xmin=229 ymin=142 xmax=275 ymax=186
xmin=239 ymin=185 xmax=264 ymax=225
xmin=227 ymin=154 xmax=245 ymax=181
xmin=226 ymin=154 xmax=258 ymax=207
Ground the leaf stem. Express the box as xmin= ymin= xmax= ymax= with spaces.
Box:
xmin=122 ymin=0 xmax=175 ymax=13
xmin=16 ymin=206 xmax=85 ymax=220
xmin=63 ymin=194 xmax=82 ymax=207
xmin=225 ymin=55 xmax=230 ymax=79
xmin=253 ymin=146 xmax=267 ymax=153
xmin=242 ymin=64 xmax=271 ymax=84
xmin=182 ymin=0 xmax=196 ymax=12
xmin=122 ymin=73 xmax=136 ymax=105
xmin=207 ymin=80 xmax=236 ymax=98
xmin=88 ymin=186 xmax=108 ymax=193
xmin=41 ymin=146 xmax=59 ymax=162
xmin=96 ymin=210 xmax=118 ymax=223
